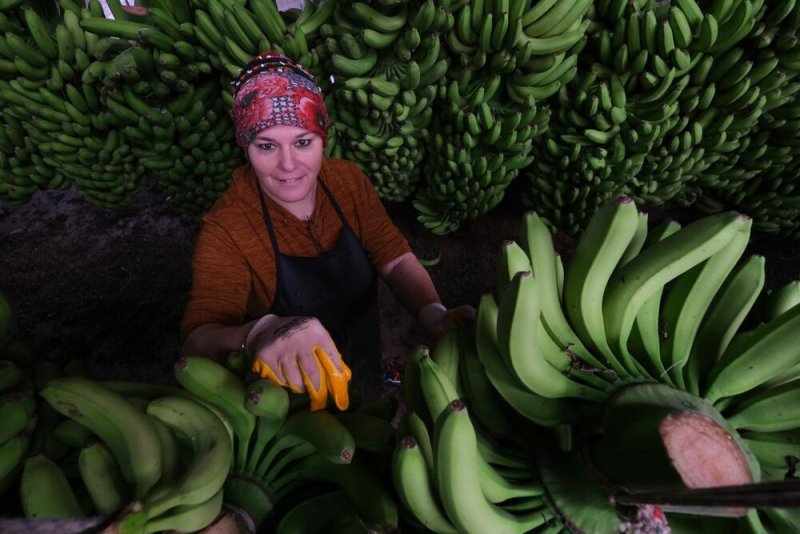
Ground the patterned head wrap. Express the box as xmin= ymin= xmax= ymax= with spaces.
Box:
xmin=232 ymin=51 xmax=329 ymax=148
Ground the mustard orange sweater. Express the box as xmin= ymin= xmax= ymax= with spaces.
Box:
xmin=181 ymin=158 xmax=411 ymax=339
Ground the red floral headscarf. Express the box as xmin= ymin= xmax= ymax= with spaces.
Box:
xmin=232 ymin=51 xmax=329 ymax=148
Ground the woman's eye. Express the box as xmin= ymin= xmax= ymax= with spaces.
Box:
xmin=259 ymin=143 xmax=274 ymax=150
xmin=296 ymin=139 xmax=311 ymax=147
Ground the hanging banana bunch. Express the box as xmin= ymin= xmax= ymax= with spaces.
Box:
xmin=323 ymin=0 xmax=450 ymax=202
xmin=693 ymin=0 xmax=800 ymax=236
xmin=411 ymin=0 xmax=591 ymax=235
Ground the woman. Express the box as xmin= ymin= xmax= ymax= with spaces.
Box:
xmin=181 ymin=52 xmax=473 ymax=411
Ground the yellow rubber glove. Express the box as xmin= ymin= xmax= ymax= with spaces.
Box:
xmin=300 ymin=355 xmax=329 ymax=411
xmin=313 ymin=345 xmax=351 ymax=411
xmin=246 ymin=315 xmax=341 ymax=409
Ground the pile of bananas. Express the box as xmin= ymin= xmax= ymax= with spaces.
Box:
xmin=26 ymin=378 xmax=232 ymax=531
xmin=3 ymin=0 xmax=800 ymax=236
xmin=392 ymin=197 xmax=800 ymax=530
xmin=523 ymin=0 xmax=800 ymax=236
xmin=173 ymin=354 xmax=399 ymax=532
xmin=393 ymin=344 xmax=562 ymax=532
xmin=323 ymin=0 xmax=448 ymax=202
xmin=0 ymin=0 xmax=245 ymax=214
xmin=411 ymin=0 xmax=591 ymax=234
xmin=0 ymin=350 xmax=400 ymax=532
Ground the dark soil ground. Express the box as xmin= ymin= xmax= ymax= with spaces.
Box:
xmin=1 ymin=183 xmax=799 ymax=389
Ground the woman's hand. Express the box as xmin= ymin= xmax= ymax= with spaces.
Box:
xmin=246 ymin=315 xmax=351 ymax=411
xmin=419 ymin=303 xmax=476 ymax=338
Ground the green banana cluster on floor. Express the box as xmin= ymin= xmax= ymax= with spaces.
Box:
xmin=0 ymin=349 xmax=400 ymax=532
xmin=174 ymin=353 xmax=400 ymax=533
xmin=3 ymin=0 xmax=800 ymax=237
xmin=391 ymin=197 xmax=800 ymax=531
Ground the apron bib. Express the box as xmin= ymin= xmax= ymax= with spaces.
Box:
xmin=258 ymin=179 xmax=382 ymax=404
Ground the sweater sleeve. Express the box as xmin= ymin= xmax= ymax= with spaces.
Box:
xmin=180 ymin=218 xmax=253 ymax=340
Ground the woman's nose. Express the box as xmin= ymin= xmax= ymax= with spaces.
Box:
xmin=278 ymin=147 xmax=297 ymax=171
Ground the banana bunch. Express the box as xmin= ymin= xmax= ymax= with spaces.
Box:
xmin=71 ymin=3 xmax=246 ymax=215
xmin=507 ymin=0 xmax=592 ymax=101
xmin=0 ymin=294 xmax=53 ymax=497
xmin=523 ymin=71 xmax=645 ymax=234
xmin=174 ymin=354 xmax=398 ymax=531
xmin=324 ymin=0 xmax=450 ymax=202
xmin=395 ymin=345 xmax=563 ymax=533
xmin=410 ymin=0 xmax=592 ymax=234
xmin=19 ymin=376 xmax=233 ymax=531
xmin=407 ymin=198 xmax=800 ymax=528
xmin=189 ymin=0 xmax=323 ymax=83
xmin=412 ymin=87 xmax=547 ymax=234
xmin=0 ymin=2 xmax=85 ymax=203
xmin=689 ymin=0 xmax=800 ymax=235
xmin=0 ymin=1 xmax=166 ymax=208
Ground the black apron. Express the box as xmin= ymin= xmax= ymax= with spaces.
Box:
xmin=257 ymin=179 xmax=382 ymax=405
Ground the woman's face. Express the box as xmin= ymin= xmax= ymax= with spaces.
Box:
xmin=247 ymin=125 xmax=324 ymax=216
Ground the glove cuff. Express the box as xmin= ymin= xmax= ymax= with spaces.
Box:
xmin=243 ymin=314 xmax=280 ymax=357
xmin=418 ymin=302 xmax=447 ymax=332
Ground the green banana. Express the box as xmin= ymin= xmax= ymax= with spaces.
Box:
xmin=475 ymin=293 xmax=576 ymax=427
xmin=524 ymin=0 xmax=583 ymax=37
xmin=250 ymin=0 xmax=285 ymax=43
xmin=603 ymin=212 xmax=749 ymax=373
xmin=687 ymin=255 xmax=766 ymax=395
xmin=497 ymin=270 xmax=606 ymax=401
xmin=331 ymin=50 xmax=377 ymax=77
xmin=21 ymin=454 xmax=85 ymax=518
xmin=705 ymin=302 xmax=800 ymax=404
xmin=392 ymin=435 xmax=457 ymax=533
xmin=418 ymin=349 xmax=460 ymax=424
xmin=660 ymin=219 xmax=751 ymax=387
xmin=333 ymin=412 xmax=394 ymax=453
xmin=740 ymin=429 xmax=800 ymax=471
xmin=0 ymin=432 xmax=28 ymax=481
xmin=143 ymin=488 xmax=223 ymax=533
xmin=150 ymin=416 xmax=181 ymax=487
xmin=352 ymin=2 xmax=408 ymax=33
xmin=516 ymin=19 xmax=590 ymax=56
xmin=270 ymin=408 xmax=355 ymax=465
xmin=521 ymin=211 xmax=607 ymax=370
xmin=174 ymin=355 xmax=255 ymax=471
xmin=136 ymin=395 xmax=232 ymax=520
xmin=563 ymin=195 xmax=640 ymax=376
xmin=495 ymin=239 xmax=533 ymax=301
xmin=0 ymin=391 xmax=34 ymax=444
xmin=757 ymin=280 xmax=800 ymax=323
xmin=726 ymin=380 xmax=800 ymax=433
xmin=475 ymin=450 xmax=545 ymax=503
xmin=79 ymin=440 xmax=128 ymax=516
xmin=40 ymin=377 xmax=162 ymax=500
xmin=435 ymin=400 xmax=554 ymax=533
xmin=457 ymin=321 xmax=523 ymax=442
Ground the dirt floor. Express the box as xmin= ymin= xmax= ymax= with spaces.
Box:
xmin=1 ymin=182 xmax=799 ymax=389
